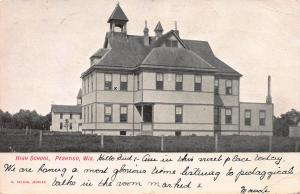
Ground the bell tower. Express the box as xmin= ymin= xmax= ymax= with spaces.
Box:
xmin=107 ymin=3 xmax=129 ymax=34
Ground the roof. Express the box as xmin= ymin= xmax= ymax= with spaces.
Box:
xmin=91 ymin=48 xmax=110 ymax=58
xmin=184 ymin=40 xmax=241 ymax=76
xmin=142 ymin=47 xmax=215 ymax=70
xmin=77 ymin=89 xmax=82 ymax=98
xmin=107 ymin=4 xmax=129 ymax=23
xmin=84 ymin=30 xmax=241 ymax=77
xmin=154 ymin=21 xmax=163 ymax=32
xmin=51 ymin=105 xmax=81 ymax=114
xmin=151 ymin=30 xmax=187 ymax=48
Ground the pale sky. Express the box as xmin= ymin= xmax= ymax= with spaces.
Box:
xmin=0 ymin=0 xmax=299 ymax=116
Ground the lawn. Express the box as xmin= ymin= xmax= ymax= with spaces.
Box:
xmin=0 ymin=129 xmax=299 ymax=152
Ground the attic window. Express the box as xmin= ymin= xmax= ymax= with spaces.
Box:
xmin=166 ymin=40 xmax=178 ymax=47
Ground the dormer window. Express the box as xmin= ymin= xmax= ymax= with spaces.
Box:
xmin=166 ymin=40 xmax=178 ymax=47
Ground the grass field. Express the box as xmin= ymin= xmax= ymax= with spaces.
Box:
xmin=0 ymin=129 xmax=300 ymax=152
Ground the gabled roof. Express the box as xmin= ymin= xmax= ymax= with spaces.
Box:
xmin=183 ymin=39 xmax=242 ymax=76
xmin=82 ymin=31 xmax=241 ymax=77
xmin=142 ymin=47 xmax=215 ymax=70
xmin=77 ymin=89 xmax=82 ymax=98
xmin=90 ymin=48 xmax=110 ymax=59
xmin=51 ymin=105 xmax=81 ymax=114
xmin=107 ymin=4 xmax=129 ymax=23
xmin=154 ymin=21 xmax=163 ymax=32
xmin=151 ymin=30 xmax=188 ymax=48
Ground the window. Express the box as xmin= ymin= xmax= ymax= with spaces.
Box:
xmin=226 ymin=80 xmax=232 ymax=95
xmin=69 ymin=123 xmax=72 ymax=130
xmin=104 ymin=105 xmax=112 ymax=122
xmin=175 ymin=74 xmax=183 ymax=91
xmin=245 ymin=110 xmax=251 ymax=126
xmin=194 ymin=75 xmax=202 ymax=91
xmin=214 ymin=106 xmax=221 ymax=124
xmin=87 ymin=106 xmax=90 ymax=123
xmin=87 ymin=76 xmax=90 ymax=93
xmin=214 ymin=79 xmax=219 ymax=94
xmin=60 ymin=122 xmax=63 ymax=130
xmin=259 ymin=110 xmax=266 ymax=126
xmin=175 ymin=105 xmax=183 ymax=123
xmin=120 ymin=74 xmax=128 ymax=91
xmin=70 ymin=114 xmax=73 ymax=119
xmin=156 ymin=73 xmax=164 ymax=90
xmin=225 ymin=108 xmax=232 ymax=124
xmin=104 ymin=74 xmax=112 ymax=90
xmin=120 ymin=131 xmax=126 ymax=136
xmin=83 ymin=107 xmax=86 ymax=123
xmin=166 ymin=40 xmax=178 ymax=47
xmin=175 ymin=130 xmax=181 ymax=136
xmin=80 ymin=113 xmax=82 ymax=119
xmin=91 ymin=74 xmax=93 ymax=92
xmin=60 ymin=113 xmax=63 ymax=119
xmin=91 ymin=105 xmax=93 ymax=123
xmin=120 ymin=106 xmax=128 ymax=123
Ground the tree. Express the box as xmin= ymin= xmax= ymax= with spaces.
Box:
xmin=0 ymin=109 xmax=52 ymax=130
xmin=273 ymin=109 xmax=300 ymax=136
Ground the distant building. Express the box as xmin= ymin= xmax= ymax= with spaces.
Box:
xmin=79 ymin=4 xmax=273 ymax=136
xmin=50 ymin=89 xmax=82 ymax=132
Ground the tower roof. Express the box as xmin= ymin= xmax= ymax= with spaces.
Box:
xmin=107 ymin=3 xmax=129 ymax=23
xmin=154 ymin=21 xmax=163 ymax=32
xmin=77 ymin=88 xmax=82 ymax=98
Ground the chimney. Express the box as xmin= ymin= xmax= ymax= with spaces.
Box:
xmin=174 ymin=21 xmax=179 ymax=36
xmin=266 ymin=75 xmax=272 ymax=104
xmin=154 ymin=21 xmax=163 ymax=39
xmin=143 ymin=20 xmax=149 ymax=46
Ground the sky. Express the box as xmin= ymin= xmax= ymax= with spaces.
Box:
xmin=0 ymin=0 xmax=299 ymax=116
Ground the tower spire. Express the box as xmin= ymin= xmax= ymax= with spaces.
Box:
xmin=107 ymin=3 xmax=129 ymax=34
xmin=154 ymin=21 xmax=163 ymax=38
xmin=143 ymin=20 xmax=149 ymax=46
xmin=174 ymin=21 xmax=179 ymax=36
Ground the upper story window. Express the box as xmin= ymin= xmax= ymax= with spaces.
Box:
xmin=120 ymin=74 xmax=128 ymax=91
xmin=120 ymin=105 xmax=128 ymax=123
xmin=87 ymin=76 xmax=90 ymax=93
xmin=225 ymin=108 xmax=232 ymax=124
xmin=175 ymin=74 xmax=183 ymax=91
xmin=156 ymin=73 xmax=164 ymax=90
xmin=69 ymin=123 xmax=72 ymax=130
xmin=166 ymin=40 xmax=178 ymax=47
xmin=259 ymin=110 xmax=266 ymax=126
xmin=104 ymin=105 xmax=112 ymax=122
xmin=91 ymin=74 xmax=94 ymax=92
xmin=194 ymin=75 xmax=202 ymax=92
xmin=70 ymin=114 xmax=73 ymax=119
xmin=214 ymin=79 xmax=219 ymax=94
xmin=60 ymin=122 xmax=63 ymax=130
xmin=80 ymin=113 xmax=82 ymax=120
xmin=175 ymin=105 xmax=183 ymax=123
xmin=60 ymin=113 xmax=63 ymax=119
xmin=226 ymin=80 xmax=232 ymax=95
xmin=104 ymin=73 xmax=112 ymax=90
xmin=245 ymin=110 xmax=251 ymax=126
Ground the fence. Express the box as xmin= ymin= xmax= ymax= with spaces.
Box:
xmin=1 ymin=128 xmax=300 ymax=152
